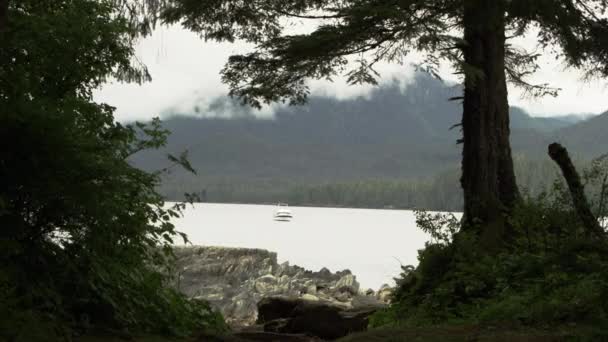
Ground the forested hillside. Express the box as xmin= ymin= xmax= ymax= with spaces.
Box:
xmin=558 ymin=111 xmax=608 ymax=157
xmin=131 ymin=74 xmax=604 ymax=209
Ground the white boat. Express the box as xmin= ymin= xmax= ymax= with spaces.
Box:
xmin=273 ymin=203 xmax=293 ymax=221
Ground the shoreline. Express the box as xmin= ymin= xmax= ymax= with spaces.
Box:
xmin=172 ymin=246 xmax=392 ymax=327
xmin=166 ymin=200 xmax=463 ymax=213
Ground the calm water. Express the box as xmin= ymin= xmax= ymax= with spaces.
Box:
xmin=171 ymin=203 xmax=436 ymax=290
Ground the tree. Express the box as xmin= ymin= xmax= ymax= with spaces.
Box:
xmin=0 ymin=0 xmax=7 ymax=32
xmin=157 ymin=0 xmax=608 ymax=245
xmin=0 ymin=0 xmax=223 ymax=338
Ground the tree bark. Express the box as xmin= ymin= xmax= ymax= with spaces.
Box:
xmin=548 ymin=143 xmax=606 ymax=241
xmin=460 ymin=0 xmax=519 ymax=247
xmin=0 ymin=0 xmax=7 ymax=33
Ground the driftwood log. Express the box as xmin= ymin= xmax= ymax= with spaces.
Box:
xmin=548 ymin=143 xmax=606 ymax=241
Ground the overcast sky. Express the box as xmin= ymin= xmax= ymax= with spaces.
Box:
xmin=94 ymin=25 xmax=608 ymax=122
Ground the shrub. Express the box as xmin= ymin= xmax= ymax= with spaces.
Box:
xmin=372 ymin=160 xmax=608 ymax=337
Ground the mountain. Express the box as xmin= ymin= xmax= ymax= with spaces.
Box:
xmin=133 ymin=74 xmax=464 ymax=182
xmin=130 ymin=73 xmax=602 ymax=204
xmin=509 ymin=107 xmax=588 ymax=133
xmin=555 ymin=111 xmax=608 ymax=158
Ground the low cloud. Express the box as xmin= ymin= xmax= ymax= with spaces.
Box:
xmin=94 ymin=25 xmax=608 ymax=122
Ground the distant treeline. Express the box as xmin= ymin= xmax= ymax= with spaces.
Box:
xmin=157 ymin=172 xmax=461 ymax=210
xmin=285 ymin=175 xmax=462 ymax=211
xmin=158 ymin=155 xmax=586 ymax=211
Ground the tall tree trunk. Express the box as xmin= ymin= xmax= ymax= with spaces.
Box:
xmin=0 ymin=0 xmax=7 ymax=32
xmin=461 ymin=0 xmax=519 ymax=247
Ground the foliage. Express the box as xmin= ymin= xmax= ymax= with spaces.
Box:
xmin=582 ymin=155 xmax=608 ymax=226
xmin=414 ymin=210 xmax=460 ymax=246
xmin=0 ymin=0 xmax=225 ymax=339
xmin=370 ymin=158 xmax=608 ymax=338
xmin=151 ymin=0 xmax=608 ymax=107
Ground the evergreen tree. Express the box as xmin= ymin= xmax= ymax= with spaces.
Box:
xmin=0 ymin=0 xmax=224 ymax=338
xmin=0 ymin=0 xmax=7 ymax=32
xmin=157 ymin=0 xmax=608 ymax=246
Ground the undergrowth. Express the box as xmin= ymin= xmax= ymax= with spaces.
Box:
xmin=371 ymin=157 xmax=608 ymax=340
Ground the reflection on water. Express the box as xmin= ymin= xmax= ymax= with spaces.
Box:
xmin=171 ymin=203 xmax=441 ymax=289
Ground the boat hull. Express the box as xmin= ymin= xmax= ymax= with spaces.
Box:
xmin=273 ymin=214 xmax=292 ymax=221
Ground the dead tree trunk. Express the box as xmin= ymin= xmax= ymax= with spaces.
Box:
xmin=548 ymin=143 xmax=606 ymax=241
xmin=460 ymin=0 xmax=519 ymax=247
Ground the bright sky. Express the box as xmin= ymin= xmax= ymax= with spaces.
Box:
xmin=94 ymin=25 xmax=608 ymax=122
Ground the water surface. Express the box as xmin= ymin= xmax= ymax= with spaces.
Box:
xmin=171 ymin=203 xmax=435 ymax=289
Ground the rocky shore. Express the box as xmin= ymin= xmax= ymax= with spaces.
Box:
xmin=172 ymin=246 xmax=392 ymax=328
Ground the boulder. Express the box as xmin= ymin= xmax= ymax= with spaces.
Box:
xmin=257 ymin=297 xmax=381 ymax=340
xmin=257 ymin=296 xmax=301 ymax=323
xmin=199 ymin=331 xmax=321 ymax=342
xmin=334 ymin=274 xmax=359 ymax=294
xmin=233 ymin=332 xmax=321 ymax=342
xmin=261 ymin=318 xmax=291 ymax=333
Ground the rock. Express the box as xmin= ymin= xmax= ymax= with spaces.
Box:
xmin=258 ymin=274 xmax=277 ymax=282
xmin=199 ymin=331 xmax=321 ymax=342
xmin=301 ymin=294 xmax=319 ymax=302
xmin=257 ymin=297 xmax=381 ymax=340
xmin=376 ymin=284 xmax=393 ymax=303
xmin=333 ymin=291 xmax=351 ymax=303
xmin=233 ymin=332 xmax=321 ymax=341
xmin=315 ymin=283 xmax=329 ymax=291
xmin=257 ymin=297 xmax=301 ymax=323
xmin=304 ymin=284 xmax=317 ymax=295
xmin=282 ymin=303 xmax=346 ymax=340
xmin=172 ymin=246 xmax=377 ymax=328
xmin=261 ymin=318 xmax=291 ymax=333
xmin=334 ymin=274 xmax=359 ymax=294
xmin=254 ymin=274 xmax=277 ymax=292
xmin=197 ymin=333 xmax=247 ymax=342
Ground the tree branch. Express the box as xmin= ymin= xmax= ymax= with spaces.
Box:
xmin=574 ymin=0 xmax=603 ymax=22
xmin=272 ymin=8 xmax=345 ymax=20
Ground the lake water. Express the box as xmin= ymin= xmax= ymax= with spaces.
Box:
xmin=171 ymin=203 xmax=436 ymax=290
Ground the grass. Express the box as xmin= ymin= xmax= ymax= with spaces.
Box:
xmin=337 ymin=324 xmax=599 ymax=342
xmin=74 ymin=324 xmax=603 ymax=342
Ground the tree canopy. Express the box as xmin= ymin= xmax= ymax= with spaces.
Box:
xmin=157 ymin=0 xmax=608 ymax=106
xmin=0 ymin=0 xmax=224 ymax=339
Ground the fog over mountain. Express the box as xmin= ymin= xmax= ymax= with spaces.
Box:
xmin=95 ymin=26 xmax=608 ymax=122
xmin=130 ymin=73 xmax=606 ymax=207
